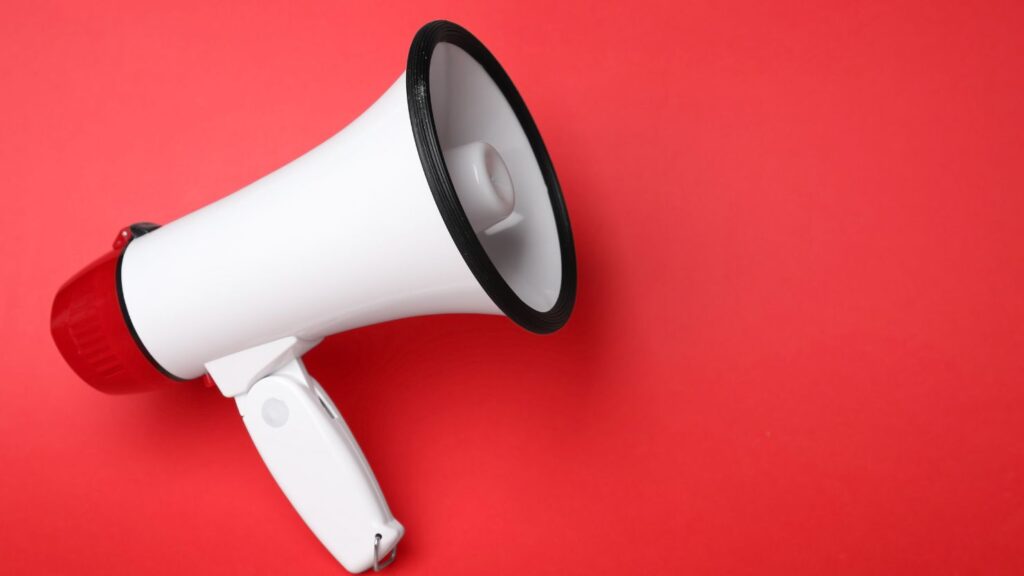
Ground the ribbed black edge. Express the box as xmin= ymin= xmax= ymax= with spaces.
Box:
xmin=115 ymin=226 xmax=187 ymax=381
xmin=406 ymin=20 xmax=577 ymax=334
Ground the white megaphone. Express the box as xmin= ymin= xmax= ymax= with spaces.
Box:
xmin=50 ymin=20 xmax=576 ymax=573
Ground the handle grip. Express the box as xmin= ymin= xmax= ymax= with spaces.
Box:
xmin=236 ymin=360 xmax=402 ymax=573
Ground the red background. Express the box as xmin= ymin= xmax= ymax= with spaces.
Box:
xmin=2 ymin=1 xmax=1022 ymax=574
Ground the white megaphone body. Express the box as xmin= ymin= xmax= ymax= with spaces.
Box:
xmin=51 ymin=21 xmax=576 ymax=573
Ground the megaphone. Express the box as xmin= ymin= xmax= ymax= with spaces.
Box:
xmin=50 ymin=20 xmax=575 ymax=573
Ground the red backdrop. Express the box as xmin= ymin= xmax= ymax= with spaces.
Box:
xmin=2 ymin=1 xmax=1022 ymax=574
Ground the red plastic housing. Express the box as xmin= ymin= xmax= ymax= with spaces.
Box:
xmin=51 ymin=229 xmax=181 ymax=393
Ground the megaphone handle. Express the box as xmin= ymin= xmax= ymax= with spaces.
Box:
xmin=235 ymin=358 xmax=403 ymax=573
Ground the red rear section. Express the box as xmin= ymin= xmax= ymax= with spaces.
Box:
xmin=50 ymin=229 xmax=179 ymax=393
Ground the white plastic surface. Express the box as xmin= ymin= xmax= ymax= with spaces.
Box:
xmin=121 ymin=74 xmax=500 ymax=379
xmin=205 ymin=335 xmax=320 ymax=398
xmin=430 ymin=42 xmax=563 ymax=313
xmin=442 ymin=141 xmax=516 ymax=233
xmin=236 ymin=358 xmax=402 ymax=573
